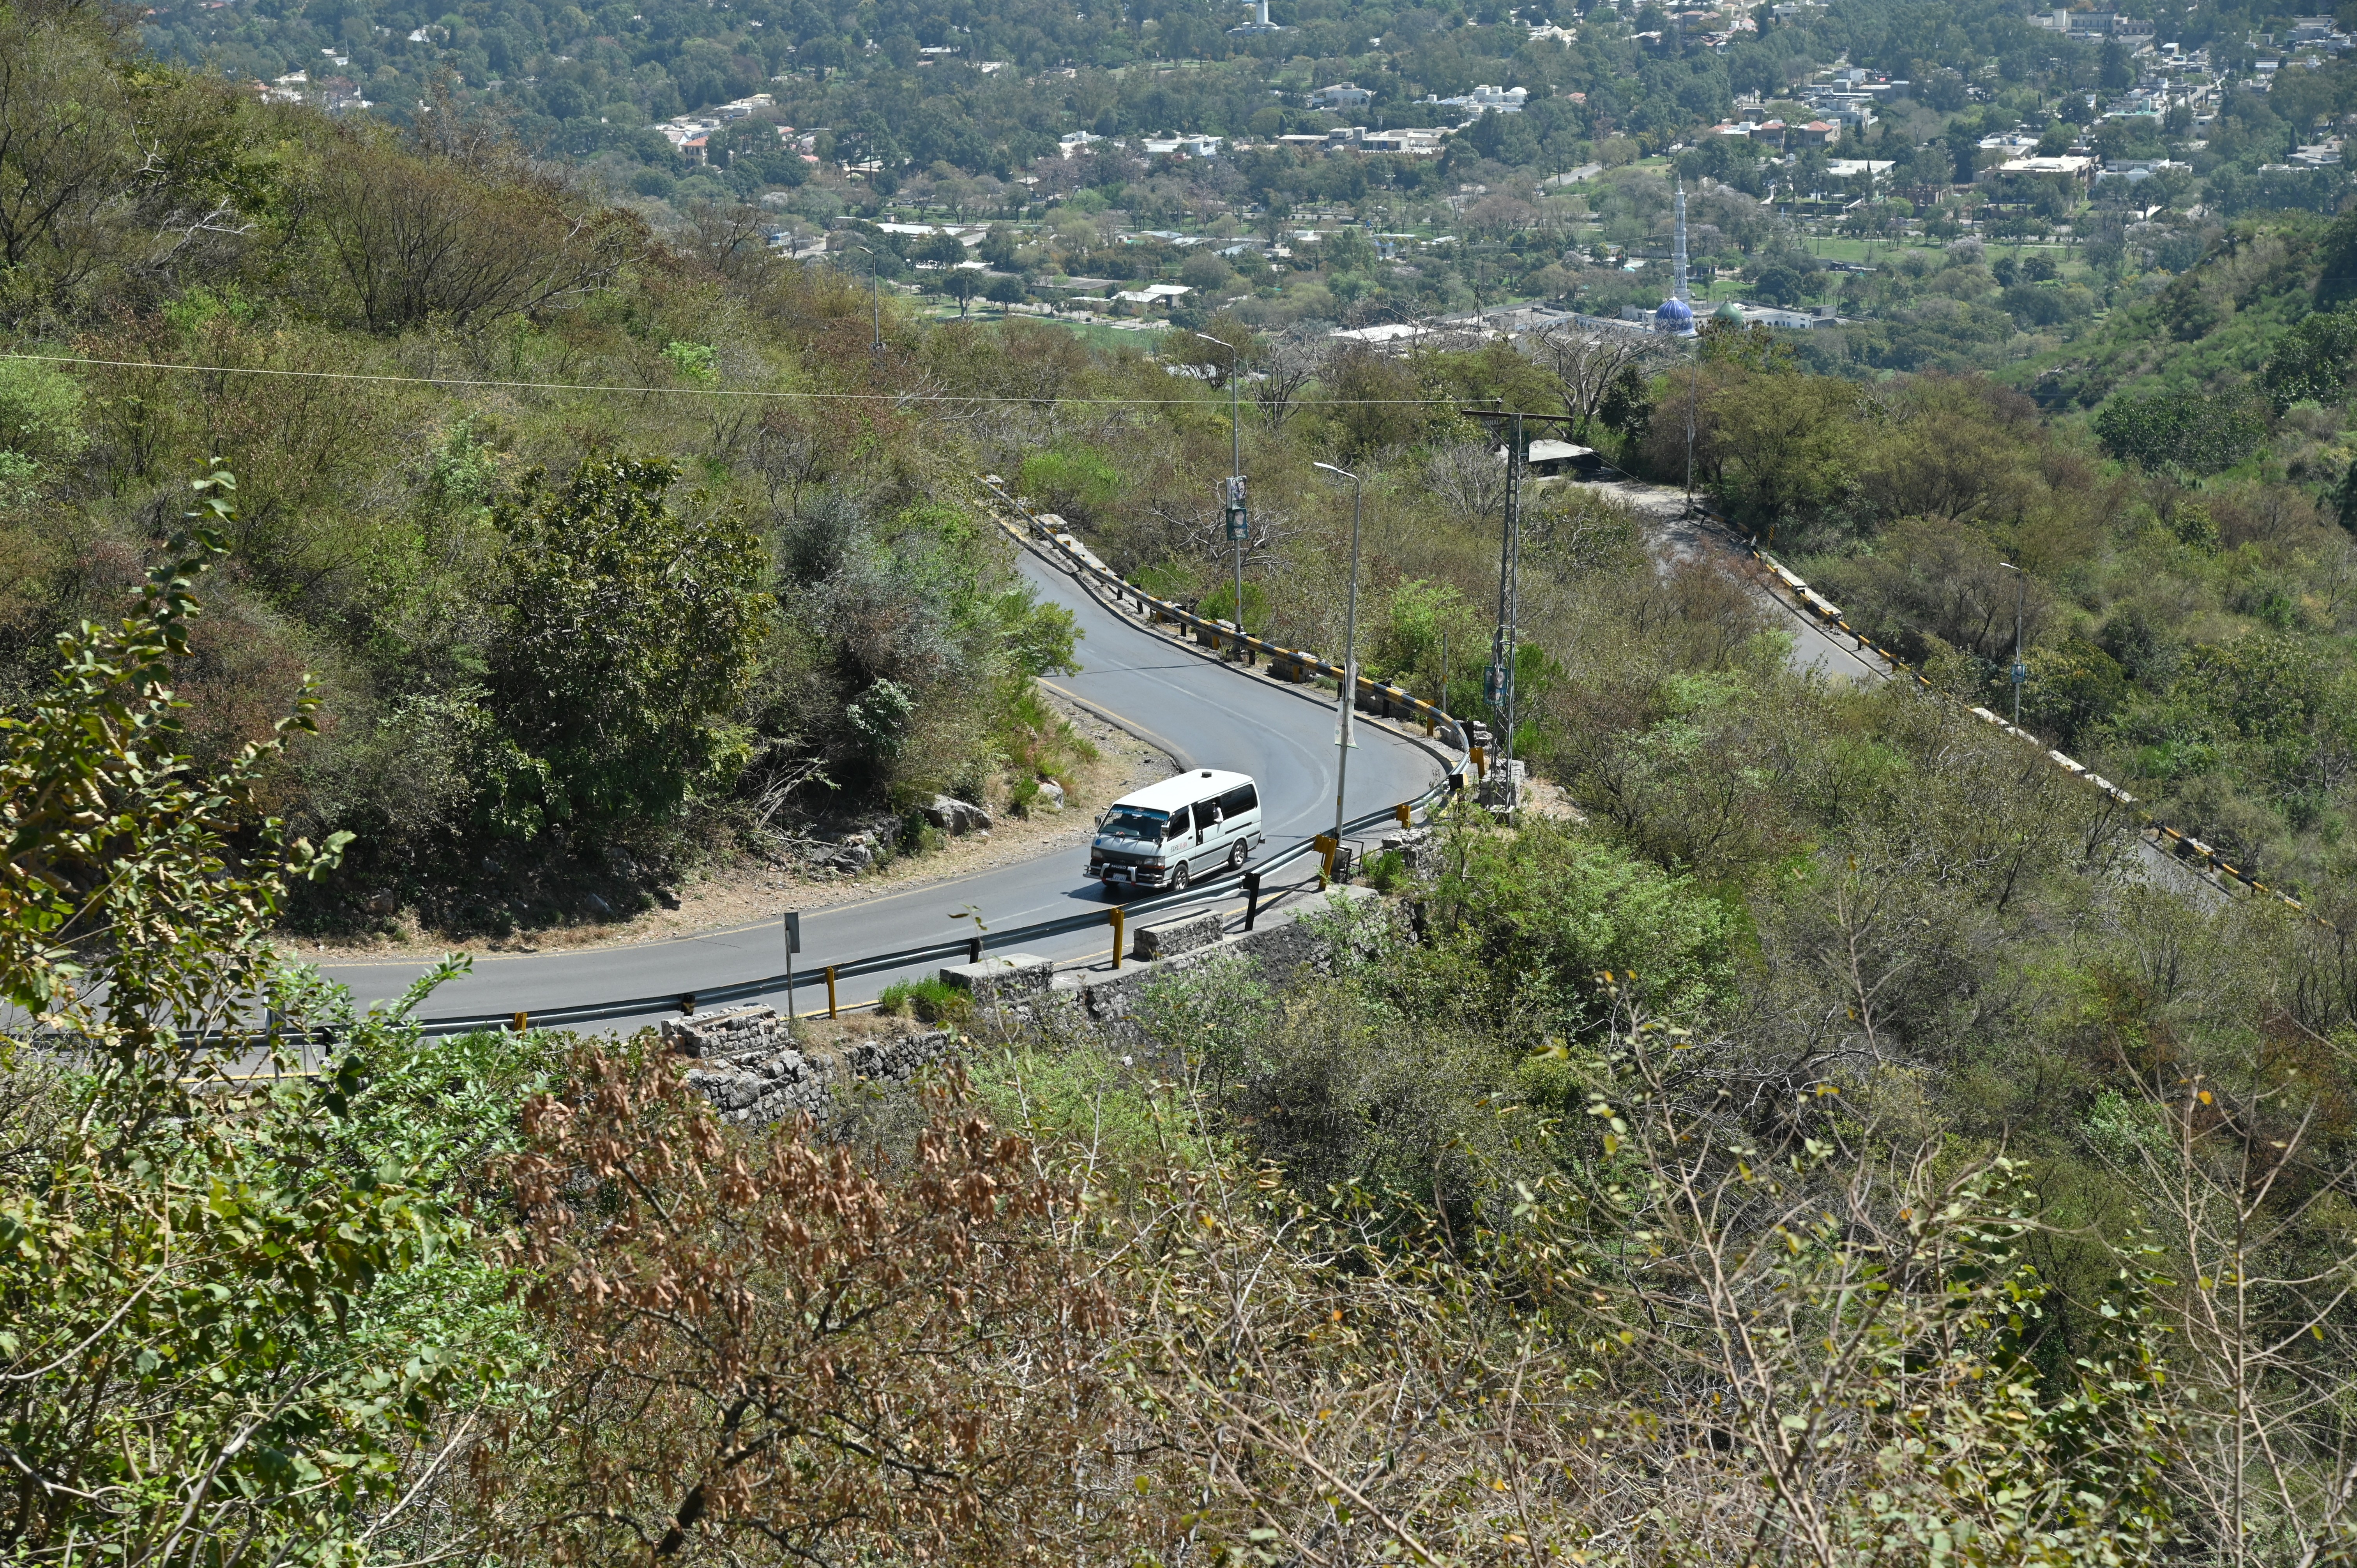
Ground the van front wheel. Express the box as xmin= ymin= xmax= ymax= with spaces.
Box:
xmin=1228 ymin=842 xmax=1247 ymax=872
xmin=1171 ymin=861 xmax=1191 ymax=892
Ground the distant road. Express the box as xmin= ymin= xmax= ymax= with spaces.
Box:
xmin=1589 ymin=476 xmax=2226 ymax=904
xmin=313 ymin=539 xmax=1443 ymax=1035
xmin=1590 ymin=476 xmax=1890 ymax=683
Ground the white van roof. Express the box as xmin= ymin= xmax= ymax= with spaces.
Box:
xmin=1111 ymin=769 xmax=1254 ymax=814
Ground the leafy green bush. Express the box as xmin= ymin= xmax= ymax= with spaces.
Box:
xmin=1360 ymin=848 xmax=1412 ymax=892
xmin=1017 ymin=443 xmax=1123 ymax=519
xmin=0 ymin=480 xmax=513 ymax=1563
xmin=875 ymin=976 xmax=973 ymax=1024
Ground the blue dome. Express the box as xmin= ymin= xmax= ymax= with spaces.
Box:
xmin=1654 ymin=296 xmax=1696 ymax=332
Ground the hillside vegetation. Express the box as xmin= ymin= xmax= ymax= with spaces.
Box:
xmin=1564 ymin=228 xmax=2357 ymax=911
xmin=19 ymin=4 xmax=2357 ymax=1564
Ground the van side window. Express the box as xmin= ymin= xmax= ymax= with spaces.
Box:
xmin=1219 ymin=784 xmax=1258 ymax=817
xmin=1166 ymin=803 xmax=1191 ymax=839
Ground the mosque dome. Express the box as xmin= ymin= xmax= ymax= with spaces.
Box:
xmin=1714 ymin=300 xmax=1744 ymax=322
xmin=1654 ymin=296 xmax=1695 ymax=333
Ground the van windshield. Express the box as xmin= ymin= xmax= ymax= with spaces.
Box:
xmin=1099 ymin=805 xmax=1170 ymax=842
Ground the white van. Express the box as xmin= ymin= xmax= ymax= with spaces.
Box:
xmin=1087 ymin=769 xmax=1262 ymax=893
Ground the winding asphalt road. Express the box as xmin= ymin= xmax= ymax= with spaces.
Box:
xmin=314 ymin=539 xmax=1444 ymax=1035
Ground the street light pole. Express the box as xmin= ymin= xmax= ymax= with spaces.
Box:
xmin=1192 ymin=329 xmax=1247 ymax=658
xmin=1313 ymin=461 xmax=1363 ymax=858
xmin=2000 ymin=560 xmax=2027 ymax=727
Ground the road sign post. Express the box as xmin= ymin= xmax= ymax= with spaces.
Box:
xmin=782 ymin=910 xmax=801 ymax=1017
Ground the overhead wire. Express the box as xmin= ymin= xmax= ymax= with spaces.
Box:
xmin=0 ymin=349 xmax=1459 ymax=408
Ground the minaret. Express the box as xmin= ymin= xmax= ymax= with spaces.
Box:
xmin=1230 ymin=0 xmax=1281 ymax=33
xmin=1672 ymin=177 xmax=1689 ymax=303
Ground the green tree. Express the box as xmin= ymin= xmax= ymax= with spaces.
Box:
xmin=2315 ymin=203 xmax=2357 ymax=304
xmin=2334 ymin=459 xmax=2357 ymax=533
xmin=2260 ymin=306 xmax=2357 ymax=410
xmin=485 ymin=456 xmax=775 ymax=837
xmin=0 ymin=358 xmax=85 ymax=464
xmin=942 ymin=267 xmax=983 ymax=316
xmin=1684 ymin=366 xmax=1863 ymax=530
xmin=2093 ymin=387 xmax=2269 ymax=478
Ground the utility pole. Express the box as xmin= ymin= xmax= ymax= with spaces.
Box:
xmin=1685 ymin=349 xmax=1698 ymax=510
xmin=1487 ymin=412 xmax=1523 ymax=806
xmin=2001 ymin=561 xmax=2027 ymax=726
xmin=1193 ymin=330 xmax=1248 ymax=656
xmin=1313 ymin=462 xmax=1364 ymax=856
xmin=848 ymin=242 xmax=885 ymax=351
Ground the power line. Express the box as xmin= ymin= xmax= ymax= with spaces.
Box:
xmin=0 ymin=350 xmax=1452 ymax=409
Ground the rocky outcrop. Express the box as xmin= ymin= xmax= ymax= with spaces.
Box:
xmin=1377 ymin=827 xmax=1436 ymax=875
xmin=921 ymin=795 xmax=994 ymax=835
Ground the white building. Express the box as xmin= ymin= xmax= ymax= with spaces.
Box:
xmin=1308 ymin=81 xmax=1373 ymax=109
xmin=1361 ymin=126 xmax=1449 ymax=153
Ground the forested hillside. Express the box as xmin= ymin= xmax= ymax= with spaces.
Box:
xmin=1559 ymin=203 xmax=2357 ymax=912
xmin=19 ymin=0 xmax=2357 ymax=1559
xmin=0 ymin=0 xmax=1133 ymax=935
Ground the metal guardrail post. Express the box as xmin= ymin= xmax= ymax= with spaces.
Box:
xmin=1394 ymin=802 xmax=1411 ymax=828
xmin=512 ymin=1011 xmax=527 ymax=1034
xmin=1110 ymin=906 xmax=1125 ymax=968
xmin=967 ymin=935 xmax=982 ymax=965
xmin=1244 ymin=870 xmax=1262 ymax=930
xmin=680 ymin=992 xmax=696 ymax=1015
xmin=825 ymin=965 xmax=838 ymax=1019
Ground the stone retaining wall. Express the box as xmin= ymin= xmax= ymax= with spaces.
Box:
xmin=668 ymin=1004 xmax=958 ymax=1127
xmin=1047 ymin=886 xmax=1387 ymax=1029
xmin=670 ymin=885 xmax=1387 ymax=1128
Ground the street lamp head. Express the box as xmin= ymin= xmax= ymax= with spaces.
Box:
xmin=1190 ymin=330 xmax=1232 ymax=350
xmin=1313 ymin=461 xmax=1355 ymax=480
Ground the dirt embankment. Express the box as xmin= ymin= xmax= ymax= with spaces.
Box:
xmin=281 ymin=689 xmax=1170 ymax=964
